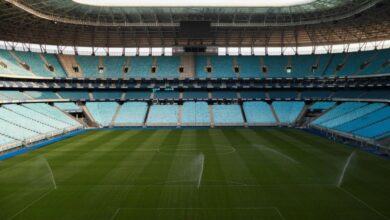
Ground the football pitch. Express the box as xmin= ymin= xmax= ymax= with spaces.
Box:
xmin=0 ymin=128 xmax=389 ymax=220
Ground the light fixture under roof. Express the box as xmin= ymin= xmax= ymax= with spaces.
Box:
xmin=72 ymin=0 xmax=316 ymax=7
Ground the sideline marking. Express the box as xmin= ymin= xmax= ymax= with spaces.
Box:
xmin=338 ymin=187 xmax=389 ymax=220
xmin=8 ymin=190 xmax=53 ymax=220
xmin=337 ymin=151 xmax=355 ymax=187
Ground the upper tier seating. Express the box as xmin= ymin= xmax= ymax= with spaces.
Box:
xmin=77 ymin=56 xmax=100 ymax=77
xmin=2 ymin=48 xmax=390 ymax=78
xmin=146 ymin=104 xmax=178 ymax=126
xmin=128 ymin=57 xmax=153 ymax=78
xmin=182 ymin=102 xmax=210 ymax=126
xmin=86 ymin=102 xmax=119 ymax=127
xmin=103 ymin=56 xmax=127 ymax=78
xmin=14 ymin=51 xmax=55 ymax=77
xmin=114 ymin=102 xmax=148 ymax=126
xmin=236 ymin=56 xmax=261 ymax=78
xmin=213 ymin=104 xmax=244 ymax=126
xmin=263 ymin=56 xmax=289 ymax=77
xmin=272 ymin=101 xmax=305 ymax=124
xmin=0 ymin=50 xmax=34 ymax=77
xmin=42 ymin=53 xmax=67 ymax=77
xmin=155 ymin=56 xmax=181 ymax=78
xmin=243 ymin=101 xmax=276 ymax=125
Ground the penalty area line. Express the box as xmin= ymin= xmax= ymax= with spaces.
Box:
xmin=8 ymin=190 xmax=53 ymax=220
xmin=338 ymin=187 xmax=389 ymax=220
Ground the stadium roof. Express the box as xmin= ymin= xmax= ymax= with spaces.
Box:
xmin=0 ymin=0 xmax=389 ymax=47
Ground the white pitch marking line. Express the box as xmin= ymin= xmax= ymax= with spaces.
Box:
xmin=253 ymin=144 xmax=299 ymax=164
xmin=8 ymin=190 xmax=53 ymax=220
xmin=337 ymin=151 xmax=355 ymax=187
xmin=110 ymin=208 xmax=121 ymax=220
xmin=338 ymin=187 xmax=390 ymax=220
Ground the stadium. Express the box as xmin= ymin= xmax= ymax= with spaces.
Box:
xmin=0 ymin=0 xmax=389 ymax=219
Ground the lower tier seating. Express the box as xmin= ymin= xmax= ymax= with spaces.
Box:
xmin=243 ymin=101 xmax=276 ymax=125
xmin=181 ymin=102 xmax=210 ymax=126
xmin=213 ymin=104 xmax=244 ymax=126
xmin=114 ymin=102 xmax=148 ymax=126
xmin=311 ymin=103 xmax=390 ymax=140
xmin=272 ymin=101 xmax=305 ymax=124
xmin=0 ymin=103 xmax=82 ymax=152
xmin=146 ymin=104 xmax=179 ymax=126
xmin=86 ymin=102 xmax=119 ymax=127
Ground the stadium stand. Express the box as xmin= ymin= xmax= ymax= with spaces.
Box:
xmin=213 ymin=104 xmax=244 ymax=126
xmin=114 ymin=102 xmax=148 ymax=126
xmin=24 ymin=91 xmax=59 ymax=100
xmin=181 ymin=102 xmax=210 ymax=126
xmin=93 ymin=91 xmax=123 ymax=99
xmin=268 ymin=90 xmax=298 ymax=99
xmin=14 ymin=51 xmax=55 ymax=77
xmin=103 ymin=56 xmax=127 ymax=78
xmin=153 ymin=91 xmax=180 ymax=99
xmin=0 ymin=90 xmax=31 ymax=100
xmin=309 ymin=102 xmax=336 ymax=110
xmin=183 ymin=91 xmax=209 ymax=99
xmin=76 ymin=56 xmax=100 ymax=77
xmin=312 ymin=103 xmax=390 ymax=140
xmin=301 ymin=90 xmax=333 ymax=99
xmin=263 ymin=56 xmax=289 ymax=77
xmin=58 ymin=91 xmax=90 ymax=99
xmin=42 ymin=53 xmax=67 ymax=77
xmin=155 ymin=56 xmax=181 ymax=78
xmin=86 ymin=102 xmax=119 ymax=127
xmin=236 ymin=56 xmax=261 ymax=78
xmin=146 ymin=104 xmax=179 ymax=126
xmin=0 ymin=50 xmax=37 ymax=77
xmin=243 ymin=101 xmax=276 ymax=125
xmin=240 ymin=91 xmax=267 ymax=99
xmin=54 ymin=102 xmax=81 ymax=112
xmin=212 ymin=91 xmax=237 ymax=99
xmin=311 ymin=102 xmax=368 ymax=125
xmin=0 ymin=103 xmax=81 ymax=151
xmin=128 ymin=57 xmax=154 ymax=78
xmin=125 ymin=91 xmax=151 ymax=99
xmin=272 ymin=101 xmax=305 ymax=124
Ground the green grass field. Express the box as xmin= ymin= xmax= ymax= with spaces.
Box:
xmin=0 ymin=128 xmax=389 ymax=220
